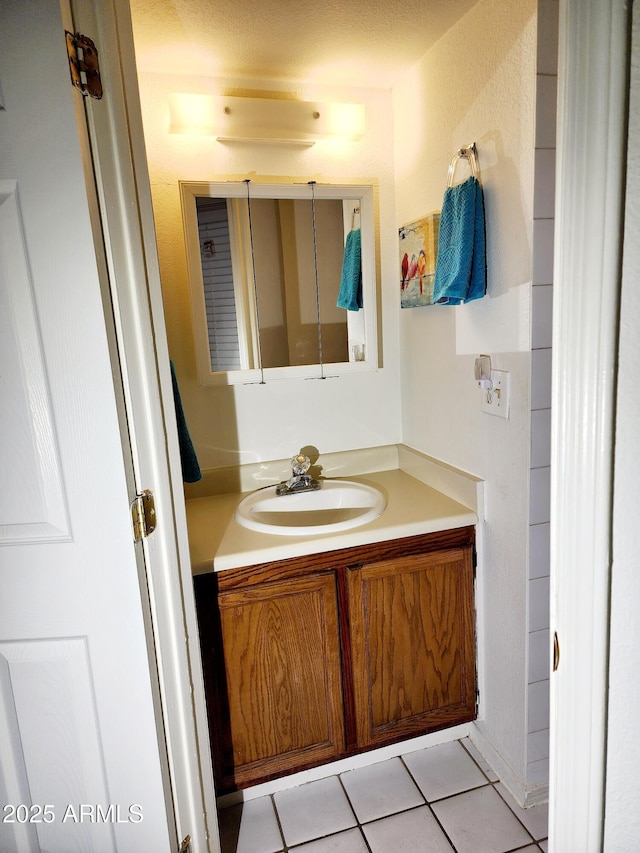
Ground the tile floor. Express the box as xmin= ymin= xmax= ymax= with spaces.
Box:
xmin=217 ymin=738 xmax=549 ymax=853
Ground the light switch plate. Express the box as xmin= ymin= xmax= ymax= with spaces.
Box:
xmin=481 ymin=369 xmax=510 ymax=418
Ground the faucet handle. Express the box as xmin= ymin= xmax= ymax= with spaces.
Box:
xmin=291 ymin=454 xmax=311 ymax=476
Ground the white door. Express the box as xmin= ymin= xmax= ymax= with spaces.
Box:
xmin=0 ymin=2 xmax=174 ymax=851
xmin=549 ymin=1 xmax=629 ymax=851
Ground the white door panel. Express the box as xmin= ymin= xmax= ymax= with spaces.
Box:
xmin=0 ymin=182 xmax=69 ymax=542
xmin=0 ymin=1 xmax=172 ymax=850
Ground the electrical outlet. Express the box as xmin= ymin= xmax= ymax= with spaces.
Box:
xmin=481 ymin=369 xmax=510 ymax=418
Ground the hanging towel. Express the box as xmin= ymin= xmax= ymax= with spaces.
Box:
xmin=432 ymin=176 xmax=486 ymax=304
xmin=170 ymin=360 xmax=202 ymax=483
xmin=337 ymin=228 xmax=363 ymax=311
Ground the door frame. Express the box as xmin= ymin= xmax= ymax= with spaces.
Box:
xmin=80 ymin=0 xmax=632 ymax=850
xmin=549 ymin=0 xmax=631 ymax=850
xmin=71 ymin=0 xmax=218 ymax=849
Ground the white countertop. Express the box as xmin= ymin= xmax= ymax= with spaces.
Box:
xmin=187 ymin=468 xmax=477 ymax=574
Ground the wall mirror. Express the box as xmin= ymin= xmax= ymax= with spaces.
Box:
xmin=181 ymin=181 xmax=378 ymax=385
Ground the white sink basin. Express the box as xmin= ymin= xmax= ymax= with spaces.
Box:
xmin=235 ymin=479 xmax=387 ymax=536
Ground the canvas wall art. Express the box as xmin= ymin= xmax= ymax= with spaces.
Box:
xmin=398 ymin=212 xmax=440 ymax=307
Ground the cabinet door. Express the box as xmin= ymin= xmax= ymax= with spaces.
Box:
xmin=210 ymin=572 xmax=345 ymax=790
xmin=347 ymin=546 xmax=476 ymax=748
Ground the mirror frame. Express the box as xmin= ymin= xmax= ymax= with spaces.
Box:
xmin=180 ymin=181 xmax=378 ymax=385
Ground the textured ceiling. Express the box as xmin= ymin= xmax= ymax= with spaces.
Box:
xmin=129 ymin=0 xmax=480 ymax=88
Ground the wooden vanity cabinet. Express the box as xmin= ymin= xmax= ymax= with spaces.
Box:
xmin=346 ymin=543 xmax=476 ymax=749
xmin=195 ymin=526 xmax=476 ymax=793
xmin=195 ymin=567 xmax=345 ymax=792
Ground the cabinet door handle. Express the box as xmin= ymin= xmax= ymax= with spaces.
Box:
xmin=553 ymin=631 xmax=560 ymax=672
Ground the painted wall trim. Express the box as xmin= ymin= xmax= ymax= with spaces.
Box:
xmin=217 ymin=724 xmax=473 ymax=807
xmin=470 ymin=724 xmax=549 ymax=808
xmin=550 ymin=0 xmax=630 ymax=849
xmin=78 ymin=0 xmax=218 ymax=849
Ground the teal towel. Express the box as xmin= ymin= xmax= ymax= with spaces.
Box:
xmin=170 ymin=360 xmax=202 ymax=483
xmin=433 ymin=176 xmax=486 ymax=304
xmin=337 ymin=228 xmax=363 ymax=311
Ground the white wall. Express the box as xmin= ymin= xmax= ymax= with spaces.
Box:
xmin=137 ymin=74 xmax=402 ymax=470
xmin=604 ymin=3 xmax=640 ymax=847
xmin=392 ymin=0 xmax=537 ymax=794
xmin=137 ymin=0 xmax=549 ymax=803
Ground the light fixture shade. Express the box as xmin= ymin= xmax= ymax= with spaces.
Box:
xmin=168 ymin=94 xmax=365 ymax=143
xmin=168 ymin=93 xmax=217 ymax=135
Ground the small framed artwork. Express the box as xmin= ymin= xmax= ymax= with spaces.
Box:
xmin=398 ymin=212 xmax=440 ymax=307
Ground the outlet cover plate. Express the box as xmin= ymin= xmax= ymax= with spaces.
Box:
xmin=481 ymin=369 xmax=510 ymax=418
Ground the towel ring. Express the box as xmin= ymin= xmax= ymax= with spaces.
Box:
xmin=447 ymin=143 xmax=479 ymax=187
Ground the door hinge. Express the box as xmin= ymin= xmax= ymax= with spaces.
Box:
xmin=178 ymin=836 xmax=191 ymax=853
xmin=65 ymin=31 xmax=103 ymax=99
xmin=131 ymin=490 xmax=157 ymax=542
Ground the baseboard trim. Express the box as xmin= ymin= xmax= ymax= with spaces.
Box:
xmin=217 ymin=723 xmax=472 ymax=807
xmin=469 ymin=723 xmax=549 ymax=807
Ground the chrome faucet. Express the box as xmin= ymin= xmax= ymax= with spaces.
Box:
xmin=275 ymin=454 xmax=321 ymax=496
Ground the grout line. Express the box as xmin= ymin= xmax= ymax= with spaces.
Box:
xmin=269 ymin=793 xmax=288 ymax=852
xmin=493 ymin=784 xmax=548 ymax=844
xmin=399 ymin=756 xmax=458 ymax=852
xmin=335 ymin=773 xmax=373 ymax=851
xmin=222 ymin=739 xmax=549 ymax=852
xmin=458 ymin=737 xmax=499 ymax=783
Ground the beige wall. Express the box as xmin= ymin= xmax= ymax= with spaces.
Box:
xmin=138 ymin=0 xmax=546 ymax=802
xmin=393 ymin=0 xmax=537 ymax=795
xmin=137 ymin=74 xmax=402 ymax=470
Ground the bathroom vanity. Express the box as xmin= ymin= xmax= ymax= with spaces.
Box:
xmin=188 ymin=460 xmax=480 ymax=794
xmin=195 ymin=525 xmax=475 ymax=793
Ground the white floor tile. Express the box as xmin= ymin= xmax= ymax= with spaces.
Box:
xmin=292 ymin=827 xmax=369 ymax=853
xmin=495 ymin=783 xmax=549 ymax=841
xmin=459 ymin=738 xmax=500 ymax=782
xmin=363 ymin=806 xmax=453 ymax=853
xmin=540 ymin=839 xmax=549 ymax=852
xmin=340 ymin=757 xmax=423 ymax=823
xmin=218 ymin=797 xmax=283 ymax=853
xmin=274 ymin=776 xmax=356 ymax=847
xmin=403 ymin=740 xmax=487 ymax=801
xmin=432 ymin=786 xmax=532 ymax=853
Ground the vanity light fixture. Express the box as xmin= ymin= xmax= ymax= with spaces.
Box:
xmin=168 ymin=93 xmax=365 ymax=144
